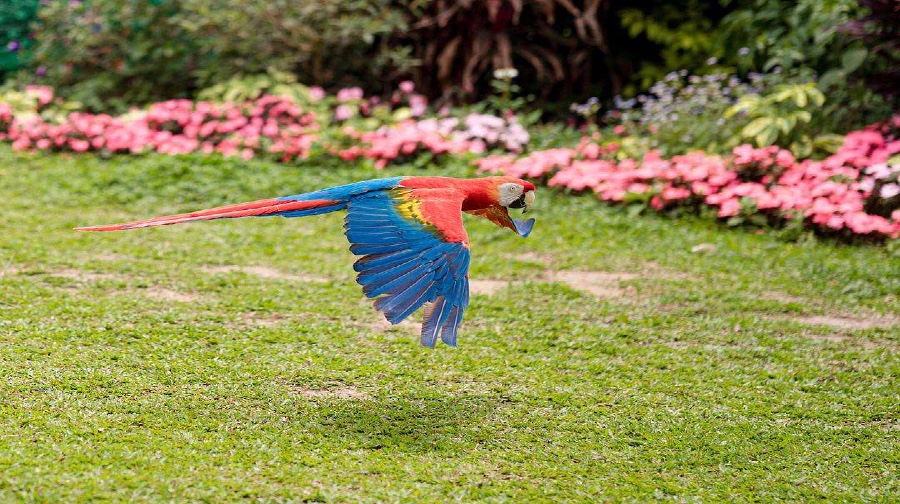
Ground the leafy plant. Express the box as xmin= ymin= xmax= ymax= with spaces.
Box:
xmin=0 ymin=84 xmax=80 ymax=124
xmin=610 ymin=71 xmax=762 ymax=156
xmin=25 ymin=0 xmax=411 ymax=113
xmin=719 ymin=0 xmax=863 ymax=76
xmin=725 ymin=82 xmax=828 ymax=156
xmin=0 ymin=0 xmax=40 ymax=78
xmin=178 ymin=0 xmax=410 ymax=90
xmin=196 ymin=68 xmax=317 ymax=105
xmin=29 ymin=0 xmax=200 ymax=112
xmin=617 ymin=1 xmax=730 ymax=93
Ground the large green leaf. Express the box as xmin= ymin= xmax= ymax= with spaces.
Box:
xmin=841 ymin=47 xmax=868 ymax=74
xmin=755 ymin=124 xmax=779 ymax=147
xmin=742 ymin=117 xmax=773 ymax=138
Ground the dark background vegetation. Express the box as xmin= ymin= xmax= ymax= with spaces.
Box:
xmin=2 ymin=0 xmax=897 ymax=113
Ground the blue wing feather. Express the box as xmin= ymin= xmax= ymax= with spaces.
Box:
xmin=344 ymin=189 xmax=471 ymax=347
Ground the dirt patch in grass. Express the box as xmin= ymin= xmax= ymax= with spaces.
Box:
xmin=547 ymin=270 xmax=638 ymax=298
xmin=470 ymin=279 xmax=510 ymax=296
xmin=0 ymin=265 xmax=20 ymax=277
xmin=363 ymin=316 xmax=420 ymax=334
xmin=289 ymin=383 xmax=368 ymax=400
xmin=203 ymin=265 xmax=329 ymax=283
xmin=93 ymin=253 xmax=130 ymax=262
xmin=239 ymin=312 xmax=291 ymax=328
xmin=502 ymin=251 xmax=554 ymax=265
xmin=49 ymin=268 xmax=125 ymax=282
xmin=790 ymin=315 xmax=897 ymax=331
xmin=803 ymin=332 xmax=881 ymax=349
xmin=142 ymin=287 xmax=200 ymax=303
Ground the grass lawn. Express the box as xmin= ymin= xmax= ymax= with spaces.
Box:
xmin=1 ymin=145 xmax=898 ymax=502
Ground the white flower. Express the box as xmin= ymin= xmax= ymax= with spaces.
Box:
xmin=865 ymin=163 xmax=890 ymax=179
xmin=493 ymin=68 xmax=518 ymax=80
xmin=880 ymin=183 xmax=900 ymax=199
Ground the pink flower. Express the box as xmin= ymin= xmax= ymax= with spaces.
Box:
xmin=25 ymin=85 xmax=54 ymax=106
xmin=717 ymin=198 xmax=741 ymax=217
xmin=399 ymin=80 xmax=415 ymax=94
xmin=581 ymin=143 xmax=601 ymax=160
xmin=661 ymin=185 xmax=691 ymax=200
xmin=334 ymin=105 xmax=353 ymax=122
xmin=336 ymin=87 xmax=364 ymax=102
xmin=70 ymin=139 xmax=90 ymax=152
xmin=309 ymin=86 xmax=325 ymax=101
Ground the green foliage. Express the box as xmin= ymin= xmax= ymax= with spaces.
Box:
xmin=612 ymin=71 xmax=761 ymax=156
xmin=720 ymin=0 xmax=864 ymax=76
xmin=26 ymin=0 xmax=410 ymax=113
xmin=179 ymin=0 xmax=410 ymax=90
xmin=617 ymin=1 xmax=727 ymax=94
xmin=477 ymin=69 xmax=541 ymax=127
xmin=196 ymin=68 xmax=315 ymax=105
xmin=0 ymin=0 xmax=40 ymax=77
xmin=725 ymin=82 xmax=828 ymax=157
xmin=30 ymin=0 xmax=199 ymax=112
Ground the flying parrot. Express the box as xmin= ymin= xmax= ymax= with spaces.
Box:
xmin=77 ymin=176 xmax=536 ymax=348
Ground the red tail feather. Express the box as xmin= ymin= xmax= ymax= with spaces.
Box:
xmin=76 ymin=198 xmax=338 ymax=232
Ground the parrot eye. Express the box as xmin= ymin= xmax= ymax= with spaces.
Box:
xmin=498 ymin=183 xmax=525 ymax=207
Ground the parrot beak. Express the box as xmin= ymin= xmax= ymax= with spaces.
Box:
xmin=508 ymin=190 xmax=535 ymax=214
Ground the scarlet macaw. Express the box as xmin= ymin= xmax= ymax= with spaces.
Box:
xmin=77 ymin=176 xmax=536 ymax=348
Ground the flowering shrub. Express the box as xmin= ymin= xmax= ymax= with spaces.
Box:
xmin=334 ymin=113 xmax=528 ymax=168
xmin=337 ymin=118 xmax=472 ymax=169
xmin=2 ymin=90 xmax=319 ymax=161
xmin=0 ymin=86 xmax=529 ymax=168
xmin=478 ymin=116 xmax=900 ymax=239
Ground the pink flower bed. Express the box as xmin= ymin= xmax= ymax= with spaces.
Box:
xmin=2 ymin=91 xmax=319 ymax=161
xmin=1 ymin=87 xmax=527 ymax=167
xmin=337 ymin=115 xmax=529 ymax=168
xmin=337 ymin=118 xmax=473 ymax=168
xmin=477 ymin=118 xmax=900 ymax=239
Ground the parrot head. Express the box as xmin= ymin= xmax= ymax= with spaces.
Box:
xmin=461 ymin=176 xmax=537 ymax=238
xmin=497 ymin=180 xmax=537 ymax=214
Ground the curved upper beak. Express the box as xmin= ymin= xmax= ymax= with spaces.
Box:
xmin=508 ymin=190 xmax=536 ymax=214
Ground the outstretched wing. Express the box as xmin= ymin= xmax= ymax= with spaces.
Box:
xmin=347 ymin=188 xmax=471 ymax=348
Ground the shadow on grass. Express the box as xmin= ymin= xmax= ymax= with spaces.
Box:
xmin=298 ymin=393 xmax=496 ymax=453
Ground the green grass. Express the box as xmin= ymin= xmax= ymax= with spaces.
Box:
xmin=1 ymin=145 xmax=898 ymax=502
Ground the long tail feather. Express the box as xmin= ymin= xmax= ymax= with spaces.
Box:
xmin=75 ymin=198 xmax=341 ymax=232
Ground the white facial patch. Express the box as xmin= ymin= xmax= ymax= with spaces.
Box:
xmin=498 ymin=183 xmax=524 ymax=207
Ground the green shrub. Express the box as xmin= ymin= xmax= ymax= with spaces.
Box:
xmin=719 ymin=0 xmax=864 ymax=77
xmin=0 ymin=0 xmax=40 ymax=79
xmin=608 ymin=69 xmax=871 ymax=158
xmin=179 ymin=0 xmax=410 ymax=90
xmin=616 ymin=0 xmax=731 ymax=94
xmin=29 ymin=0 xmax=199 ymax=112
xmin=26 ymin=0 xmax=409 ymax=113
xmin=724 ymin=82 xmax=833 ymax=157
